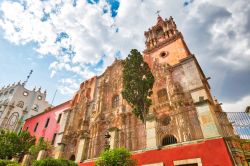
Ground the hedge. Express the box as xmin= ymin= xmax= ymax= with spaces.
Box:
xmin=32 ymin=158 xmax=77 ymax=166
xmin=0 ymin=160 xmax=19 ymax=166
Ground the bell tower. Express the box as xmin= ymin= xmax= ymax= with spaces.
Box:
xmin=143 ymin=16 xmax=191 ymax=67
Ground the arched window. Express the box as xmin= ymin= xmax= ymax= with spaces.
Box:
xmin=112 ymin=95 xmax=119 ymax=108
xmin=157 ymin=88 xmax=168 ymax=103
xmin=9 ymin=89 xmax=14 ymax=94
xmin=7 ymin=112 xmax=19 ymax=127
xmin=16 ymin=101 xmax=24 ymax=108
xmin=162 ymin=135 xmax=177 ymax=146
xmin=156 ymin=27 xmax=164 ymax=38
xmin=4 ymin=91 xmax=8 ymax=96
xmin=0 ymin=111 xmax=2 ymax=118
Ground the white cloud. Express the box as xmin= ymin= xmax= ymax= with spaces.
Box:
xmin=58 ymin=78 xmax=79 ymax=95
xmin=222 ymin=95 xmax=250 ymax=112
xmin=0 ymin=0 xmax=249 ymax=98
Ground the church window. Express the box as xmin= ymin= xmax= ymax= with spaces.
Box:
xmin=9 ymin=89 xmax=14 ymax=94
xmin=0 ymin=93 xmax=2 ymax=97
xmin=7 ymin=112 xmax=19 ymax=127
xmin=112 ymin=95 xmax=119 ymax=108
xmin=17 ymin=101 xmax=24 ymax=108
xmin=199 ymin=96 xmax=204 ymax=102
xmin=51 ymin=133 xmax=57 ymax=145
xmin=4 ymin=91 xmax=8 ymax=96
xmin=57 ymin=113 xmax=62 ymax=123
xmin=156 ymin=27 xmax=164 ymax=38
xmin=157 ymin=88 xmax=168 ymax=103
xmin=160 ymin=51 xmax=168 ymax=58
xmin=162 ymin=115 xmax=171 ymax=126
xmin=34 ymin=122 xmax=39 ymax=132
xmin=23 ymin=91 xmax=29 ymax=96
xmin=162 ymin=135 xmax=177 ymax=146
xmin=37 ymin=95 xmax=42 ymax=100
xmin=32 ymin=104 xmax=39 ymax=112
xmin=45 ymin=118 xmax=50 ymax=128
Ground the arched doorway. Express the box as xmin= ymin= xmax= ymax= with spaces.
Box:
xmin=162 ymin=135 xmax=177 ymax=146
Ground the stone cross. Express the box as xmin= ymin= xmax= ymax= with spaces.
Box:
xmin=155 ymin=10 xmax=161 ymax=16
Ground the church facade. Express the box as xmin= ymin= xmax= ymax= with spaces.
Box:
xmin=50 ymin=16 xmax=244 ymax=165
xmin=0 ymin=82 xmax=50 ymax=132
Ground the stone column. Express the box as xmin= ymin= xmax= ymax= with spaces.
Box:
xmin=75 ymin=133 xmax=89 ymax=163
xmin=37 ymin=150 xmax=47 ymax=160
xmin=109 ymin=128 xmax=119 ymax=149
xmin=54 ymin=143 xmax=65 ymax=159
xmin=195 ymin=100 xmax=220 ymax=138
xmin=146 ymin=114 xmax=158 ymax=149
xmin=21 ymin=154 xmax=32 ymax=166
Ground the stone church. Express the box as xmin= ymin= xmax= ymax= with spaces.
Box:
xmin=54 ymin=16 xmax=238 ymax=165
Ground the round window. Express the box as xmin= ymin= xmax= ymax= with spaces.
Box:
xmin=160 ymin=51 xmax=168 ymax=58
xmin=23 ymin=91 xmax=28 ymax=96
xmin=37 ymin=95 xmax=42 ymax=100
xmin=162 ymin=116 xmax=171 ymax=125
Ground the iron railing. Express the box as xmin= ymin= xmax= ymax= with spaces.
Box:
xmin=216 ymin=111 xmax=250 ymax=139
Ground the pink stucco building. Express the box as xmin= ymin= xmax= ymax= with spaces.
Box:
xmin=22 ymin=100 xmax=72 ymax=146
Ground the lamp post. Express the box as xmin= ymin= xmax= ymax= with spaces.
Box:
xmin=104 ymin=130 xmax=111 ymax=151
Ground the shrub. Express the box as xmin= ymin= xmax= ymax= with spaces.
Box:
xmin=95 ymin=148 xmax=136 ymax=166
xmin=0 ymin=160 xmax=18 ymax=166
xmin=6 ymin=163 xmax=20 ymax=166
xmin=29 ymin=138 xmax=51 ymax=158
xmin=0 ymin=130 xmax=35 ymax=159
xmin=32 ymin=158 xmax=77 ymax=166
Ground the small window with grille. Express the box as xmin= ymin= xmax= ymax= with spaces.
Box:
xmin=112 ymin=95 xmax=119 ymax=108
xmin=157 ymin=88 xmax=168 ymax=103
xmin=162 ymin=135 xmax=177 ymax=146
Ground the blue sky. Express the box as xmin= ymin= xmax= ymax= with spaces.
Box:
xmin=0 ymin=0 xmax=250 ymax=111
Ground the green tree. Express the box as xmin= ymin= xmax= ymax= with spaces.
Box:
xmin=95 ymin=148 xmax=136 ymax=166
xmin=29 ymin=138 xmax=51 ymax=158
xmin=122 ymin=49 xmax=155 ymax=122
xmin=0 ymin=130 xmax=35 ymax=159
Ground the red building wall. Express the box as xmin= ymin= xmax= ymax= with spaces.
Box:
xmin=79 ymin=138 xmax=233 ymax=166
xmin=22 ymin=100 xmax=71 ymax=143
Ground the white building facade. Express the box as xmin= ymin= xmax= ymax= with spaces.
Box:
xmin=0 ymin=82 xmax=50 ymax=132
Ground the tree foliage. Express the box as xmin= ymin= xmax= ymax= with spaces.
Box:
xmin=122 ymin=49 xmax=155 ymax=122
xmin=95 ymin=148 xmax=136 ymax=166
xmin=29 ymin=138 xmax=51 ymax=158
xmin=0 ymin=130 xmax=35 ymax=159
xmin=0 ymin=160 xmax=19 ymax=166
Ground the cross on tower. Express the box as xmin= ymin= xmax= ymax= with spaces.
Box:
xmin=155 ymin=10 xmax=161 ymax=16
xmin=23 ymin=70 xmax=33 ymax=86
